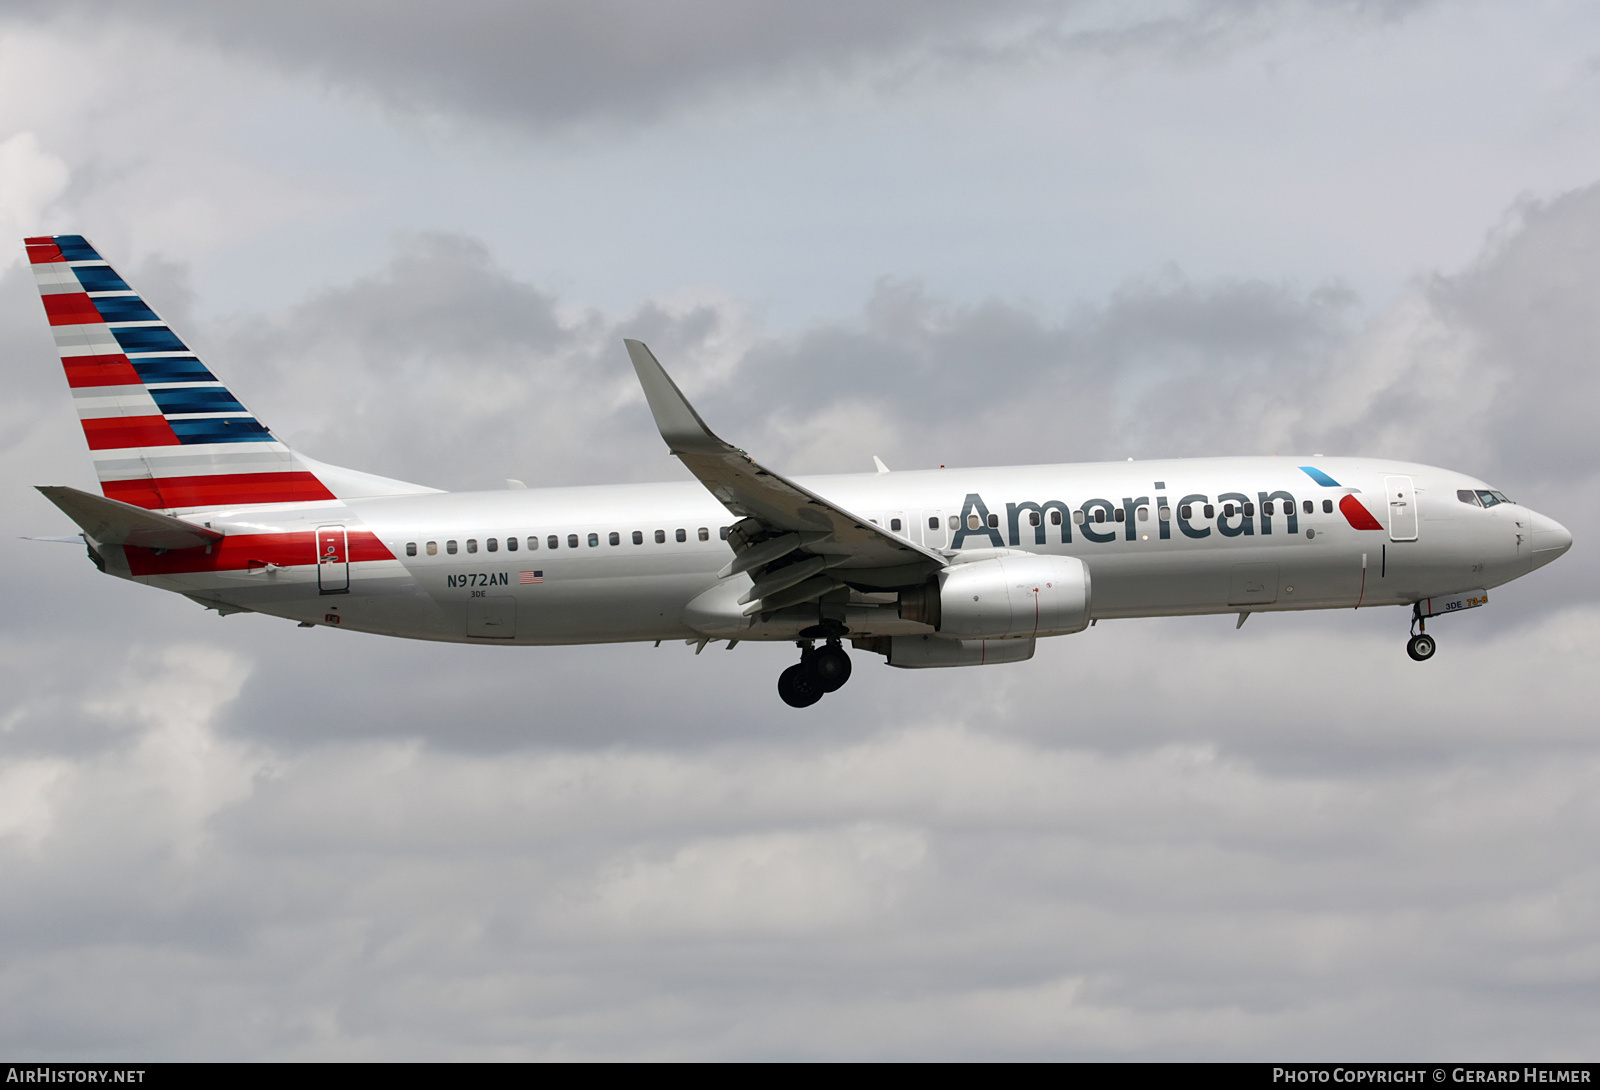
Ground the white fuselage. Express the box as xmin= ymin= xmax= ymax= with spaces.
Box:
xmin=97 ymin=456 xmax=1566 ymax=646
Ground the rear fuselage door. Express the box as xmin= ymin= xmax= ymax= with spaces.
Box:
xmin=1386 ymin=476 xmax=1418 ymax=542
xmin=316 ymin=525 xmax=349 ymax=594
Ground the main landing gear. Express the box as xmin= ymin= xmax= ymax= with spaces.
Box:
xmin=777 ymin=636 xmax=853 ymax=708
xmin=1406 ymin=604 xmax=1436 ymax=662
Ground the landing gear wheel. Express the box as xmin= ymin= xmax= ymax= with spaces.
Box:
xmin=1406 ymin=633 xmax=1436 ymax=662
xmin=808 ymin=643 xmax=853 ymax=693
xmin=778 ymin=663 xmax=824 ymax=707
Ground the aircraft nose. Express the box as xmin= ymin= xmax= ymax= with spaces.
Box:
xmin=1529 ymin=509 xmax=1573 ymax=570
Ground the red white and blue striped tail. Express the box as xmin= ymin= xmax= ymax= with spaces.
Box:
xmin=25 ymin=234 xmax=338 ymax=513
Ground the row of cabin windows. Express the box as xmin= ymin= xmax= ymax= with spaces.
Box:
xmin=1174 ymin=498 xmax=1335 ymax=520
xmin=403 ymin=526 xmax=729 ymax=557
xmin=403 ymin=496 xmax=1350 ymax=556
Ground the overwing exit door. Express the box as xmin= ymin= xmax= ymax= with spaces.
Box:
xmin=316 ymin=525 xmax=349 ymax=593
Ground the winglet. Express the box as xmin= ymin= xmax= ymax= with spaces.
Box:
xmin=625 ymin=339 xmax=725 ymax=454
xmin=36 ymin=485 xmax=223 ymax=550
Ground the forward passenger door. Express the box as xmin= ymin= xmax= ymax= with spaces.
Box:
xmin=1386 ymin=476 xmax=1418 ymax=542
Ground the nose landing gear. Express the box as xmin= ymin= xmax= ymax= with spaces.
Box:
xmin=1406 ymin=603 xmax=1436 ymax=661
xmin=777 ymin=638 xmax=853 ymax=708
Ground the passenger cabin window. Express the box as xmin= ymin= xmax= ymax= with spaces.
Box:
xmin=928 ymin=516 xmax=939 ymax=530
xmin=1094 ymin=510 xmax=1106 ymax=524
xmin=1223 ymin=504 xmax=1234 ymax=518
xmin=698 ymin=527 xmax=710 ymax=541
xmin=1242 ymin=502 xmax=1254 ymax=517
xmin=1028 ymin=512 xmax=1041 ymax=527
xmin=1157 ymin=506 xmax=1170 ymax=521
xmin=1050 ymin=510 xmax=1062 ymax=526
xmin=406 ymin=542 xmax=417 ymax=556
xmin=1180 ymin=505 xmax=1192 ymax=520
xmin=891 ymin=518 xmax=903 ymax=532
xmin=632 ymin=531 xmax=643 ymax=545
xmin=466 ymin=539 xmax=478 ymax=554
xmin=948 ymin=515 xmax=960 ymax=531
xmin=655 ymin=530 xmax=666 ymax=544
xmin=1073 ymin=510 xmax=1085 ymax=525
xmin=447 ymin=540 xmax=458 ymax=554
xmin=426 ymin=541 xmax=438 ymax=555
xmin=1263 ymin=502 xmax=1275 ymax=516
xmin=549 ymin=535 xmax=560 ymax=550
xmin=986 ymin=514 xmax=999 ymax=529
xmin=588 ymin=533 xmax=599 ymax=547
xmin=967 ymin=514 xmax=981 ymax=530
xmin=1137 ymin=506 xmax=1150 ymax=522
xmin=1303 ymin=500 xmax=1313 ymax=515
xmin=567 ymin=534 xmax=579 ymax=548
xmin=608 ymin=532 xmax=619 ymax=546
xmin=1322 ymin=500 xmax=1333 ymax=514
xmin=487 ymin=538 xmax=498 ymax=552
xmin=1203 ymin=505 xmax=1215 ymax=519
xmin=506 ymin=537 xmax=517 ymax=552
xmin=676 ymin=528 xmax=686 ymax=543
xmin=526 ymin=537 xmax=538 ymax=550
xmin=1114 ymin=508 xmax=1125 ymax=523
xmin=720 ymin=527 xmax=730 ymax=540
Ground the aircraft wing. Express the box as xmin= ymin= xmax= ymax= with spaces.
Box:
xmin=626 ymin=340 xmax=944 ymax=607
xmin=36 ymin=485 xmax=223 ymax=551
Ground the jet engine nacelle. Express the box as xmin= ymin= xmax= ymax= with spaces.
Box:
xmin=902 ymin=553 xmax=1091 ymax=639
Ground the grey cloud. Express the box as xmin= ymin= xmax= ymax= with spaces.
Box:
xmin=728 ymin=273 xmax=1360 ymax=472
xmin=209 ymin=232 xmax=717 ymax=491
xmin=2 ymin=1 xmax=1434 ymax=129
xmin=1 ymin=608 xmax=1598 ymax=1058
xmin=195 ymin=233 xmax=1365 ymax=490
xmin=1439 ymin=184 xmax=1600 ymax=485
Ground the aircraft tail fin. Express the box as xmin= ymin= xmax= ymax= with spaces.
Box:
xmin=25 ymin=234 xmax=339 ymax=513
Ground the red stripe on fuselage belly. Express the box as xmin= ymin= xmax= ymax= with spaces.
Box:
xmin=82 ymin=416 xmax=180 ymax=449
xmin=103 ymin=472 xmax=337 ymax=510
xmin=125 ymin=530 xmax=393 ymax=576
xmin=63 ymin=354 xmax=142 ymax=387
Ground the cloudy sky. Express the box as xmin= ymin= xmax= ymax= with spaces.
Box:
xmin=1 ymin=0 xmax=1598 ymax=1060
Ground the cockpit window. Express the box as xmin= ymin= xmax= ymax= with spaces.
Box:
xmin=1458 ymin=490 xmax=1482 ymax=506
xmin=1490 ymin=490 xmax=1512 ymax=504
xmin=1476 ymin=490 xmax=1501 ymax=508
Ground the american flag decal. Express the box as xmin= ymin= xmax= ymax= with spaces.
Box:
xmin=519 ymin=571 xmax=543 ymax=584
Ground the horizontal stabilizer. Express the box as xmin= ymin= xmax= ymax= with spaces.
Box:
xmin=36 ymin=485 xmax=223 ymax=550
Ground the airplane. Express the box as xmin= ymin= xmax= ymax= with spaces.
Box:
xmin=23 ymin=234 xmax=1574 ymax=707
